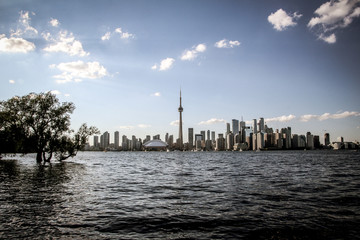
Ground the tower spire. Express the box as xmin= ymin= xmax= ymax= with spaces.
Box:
xmin=178 ymin=88 xmax=183 ymax=150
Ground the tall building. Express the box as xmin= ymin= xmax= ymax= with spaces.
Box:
xmin=211 ymin=131 xmax=216 ymax=142
xmin=259 ymin=118 xmax=265 ymax=132
xmin=188 ymin=128 xmax=194 ymax=150
xmin=226 ymin=123 xmax=231 ymax=134
xmin=232 ymin=119 xmax=239 ymax=135
xmin=178 ymin=89 xmax=184 ymax=150
xmin=207 ymin=130 xmax=210 ymax=141
xmin=252 ymin=119 xmax=257 ymax=150
xmin=200 ymin=131 xmax=206 ymax=141
xmin=324 ymin=133 xmax=330 ymax=146
xmin=93 ymin=136 xmax=99 ymax=148
xmin=103 ymin=131 xmax=110 ymax=149
xmin=114 ymin=131 xmax=119 ymax=149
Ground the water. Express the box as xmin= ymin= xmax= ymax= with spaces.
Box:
xmin=1 ymin=151 xmax=360 ymax=239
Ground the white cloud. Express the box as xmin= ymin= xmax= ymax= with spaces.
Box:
xmin=215 ymin=39 xmax=241 ymax=48
xmin=138 ymin=124 xmax=151 ymax=128
xmin=268 ymin=9 xmax=302 ymax=31
xmin=50 ymin=18 xmax=60 ymax=27
xmin=119 ymin=126 xmax=135 ymax=130
xmin=308 ymin=0 xmax=360 ymax=43
xmin=265 ymin=114 xmax=296 ymax=123
xmin=10 ymin=11 xmax=38 ymax=37
xmin=50 ymin=90 xmax=61 ymax=95
xmin=51 ymin=61 xmax=108 ymax=84
xmin=319 ymin=33 xmax=337 ymax=43
xmin=64 ymin=93 xmax=70 ymax=97
xmin=43 ymin=30 xmax=89 ymax=57
xmin=299 ymin=111 xmax=360 ymax=122
xmin=170 ymin=120 xmax=179 ymax=126
xmin=181 ymin=43 xmax=207 ymax=61
xmin=151 ymin=64 xmax=157 ymax=70
xmin=101 ymin=27 xmax=135 ymax=41
xmin=0 ymin=34 xmax=35 ymax=53
xmin=198 ymin=118 xmax=227 ymax=125
xmin=101 ymin=32 xmax=111 ymax=41
xmin=151 ymin=92 xmax=161 ymax=97
xmin=308 ymin=0 xmax=360 ymax=29
xmin=9 ymin=79 xmax=15 ymax=84
xmin=159 ymin=58 xmax=175 ymax=71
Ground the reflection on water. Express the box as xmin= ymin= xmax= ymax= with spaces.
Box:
xmin=1 ymin=151 xmax=360 ymax=239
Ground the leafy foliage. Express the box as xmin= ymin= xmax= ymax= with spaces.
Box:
xmin=0 ymin=92 xmax=99 ymax=163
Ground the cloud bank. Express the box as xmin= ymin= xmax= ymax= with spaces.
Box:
xmin=215 ymin=39 xmax=241 ymax=48
xmin=181 ymin=43 xmax=206 ymax=61
xmin=0 ymin=34 xmax=35 ymax=53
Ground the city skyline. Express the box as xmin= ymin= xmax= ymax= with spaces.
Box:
xmin=1 ymin=0 xmax=360 ymax=142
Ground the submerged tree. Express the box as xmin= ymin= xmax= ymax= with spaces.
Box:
xmin=0 ymin=92 xmax=99 ymax=163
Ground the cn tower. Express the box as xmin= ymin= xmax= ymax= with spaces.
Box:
xmin=178 ymin=89 xmax=183 ymax=150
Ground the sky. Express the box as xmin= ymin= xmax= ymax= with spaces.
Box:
xmin=1 ymin=0 xmax=360 ymax=144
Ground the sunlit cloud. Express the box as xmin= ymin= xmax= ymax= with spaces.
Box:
xmin=265 ymin=114 xmax=296 ymax=123
xmin=43 ymin=30 xmax=89 ymax=57
xmin=51 ymin=60 xmax=108 ymax=84
xmin=299 ymin=111 xmax=360 ymax=122
xmin=158 ymin=58 xmax=175 ymax=71
xmin=215 ymin=39 xmax=241 ymax=48
xmin=308 ymin=0 xmax=360 ymax=44
xmin=268 ymin=9 xmax=302 ymax=31
xmin=151 ymin=92 xmax=161 ymax=97
xmin=170 ymin=120 xmax=179 ymax=126
xmin=10 ymin=11 xmax=38 ymax=37
xmin=50 ymin=90 xmax=61 ymax=95
xmin=138 ymin=124 xmax=151 ymax=128
xmin=0 ymin=34 xmax=35 ymax=53
xmin=101 ymin=27 xmax=135 ymax=41
xmin=181 ymin=43 xmax=206 ymax=61
xmin=198 ymin=118 xmax=226 ymax=125
xmin=9 ymin=79 xmax=15 ymax=84
xmin=49 ymin=18 xmax=60 ymax=27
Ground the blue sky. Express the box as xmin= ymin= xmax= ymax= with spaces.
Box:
xmin=1 ymin=0 xmax=360 ymax=143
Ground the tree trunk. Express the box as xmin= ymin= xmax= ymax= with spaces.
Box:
xmin=36 ymin=152 xmax=42 ymax=163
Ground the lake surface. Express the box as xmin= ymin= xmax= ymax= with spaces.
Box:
xmin=1 ymin=151 xmax=360 ymax=239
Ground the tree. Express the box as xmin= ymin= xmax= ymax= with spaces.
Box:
xmin=0 ymin=92 xmax=99 ymax=163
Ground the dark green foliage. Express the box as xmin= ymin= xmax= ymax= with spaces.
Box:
xmin=0 ymin=92 xmax=99 ymax=163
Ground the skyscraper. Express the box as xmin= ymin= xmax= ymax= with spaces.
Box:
xmin=232 ymin=119 xmax=239 ymax=135
xmin=114 ymin=131 xmax=119 ymax=149
xmin=178 ymin=89 xmax=183 ymax=150
xmin=324 ymin=133 xmax=330 ymax=146
xmin=188 ymin=128 xmax=194 ymax=150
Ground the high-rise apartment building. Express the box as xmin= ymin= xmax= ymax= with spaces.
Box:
xmin=324 ymin=133 xmax=330 ymax=146
xmin=232 ymin=119 xmax=239 ymax=135
xmin=188 ymin=128 xmax=194 ymax=150
xmin=114 ymin=131 xmax=119 ymax=149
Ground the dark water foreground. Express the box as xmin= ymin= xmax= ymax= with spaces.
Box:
xmin=1 ymin=151 xmax=359 ymax=239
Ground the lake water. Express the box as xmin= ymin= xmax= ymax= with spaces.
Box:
xmin=1 ymin=151 xmax=359 ymax=239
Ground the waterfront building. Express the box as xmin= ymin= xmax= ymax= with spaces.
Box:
xmin=205 ymin=140 xmax=212 ymax=151
xmin=259 ymin=118 xmax=265 ymax=133
xmin=211 ymin=131 xmax=216 ymax=142
xmin=306 ymin=132 xmax=314 ymax=150
xmin=188 ymin=128 xmax=194 ymax=150
xmin=114 ymin=131 xmax=119 ymax=149
xmin=102 ymin=131 xmax=110 ymax=149
xmin=256 ymin=132 xmax=264 ymax=150
xmin=93 ymin=136 xmax=99 ymax=148
xmin=165 ymin=133 xmax=169 ymax=143
xmin=207 ymin=130 xmax=210 ymax=141
xmin=226 ymin=132 xmax=234 ymax=151
xmin=314 ymin=135 xmax=320 ymax=148
xmin=144 ymin=135 xmax=151 ymax=144
xmin=292 ymin=134 xmax=299 ymax=148
xmin=200 ymin=131 xmax=206 ymax=142
xmin=226 ymin=123 xmax=231 ymax=134
xmin=168 ymin=135 xmax=174 ymax=148
xmin=178 ymin=89 xmax=184 ymax=150
xmin=232 ymin=119 xmax=239 ymax=135
xmin=216 ymin=134 xmax=225 ymax=151
xmin=196 ymin=139 xmax=202 ymax=151
xmin=324 ymin=133 xmax=330 ymax=146
xmin=252 ymin=119 xmax=257 ymax=151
